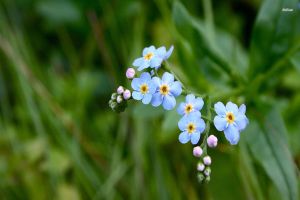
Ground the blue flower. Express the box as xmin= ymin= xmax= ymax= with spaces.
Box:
xmin=151 ymin=72 xmax=182 ymax=110
xmin=177 ymin=94 xmax=204 ymax=116
xmin=132 ymin=45 xmax=174 ymax=71
xmin=131 ymin=72 xmax=156 ymax=104
xmin=178 ymin=112 xmax=205 ymax=144
xmin=213 ymin=102 xmax=249 ymax=145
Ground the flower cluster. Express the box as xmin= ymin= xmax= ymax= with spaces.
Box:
xmin=109 ymin=44 xmax=249 ymax=183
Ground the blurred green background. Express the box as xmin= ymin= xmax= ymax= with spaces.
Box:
xmin=0 ymin=0 xmax=300 ymax=199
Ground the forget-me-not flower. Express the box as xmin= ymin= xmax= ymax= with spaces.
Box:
xmin=151 ymin=72 xmax=182 ymax=110
xmin=131 ymin=72 xmax=156 ymax=104
xmin=178 ymin=112 xmax=205 ymax=144
xmin=213 ymin=102 xmax=249 ymax=145
xmin=177 ymin=94 xmax=204 ymax=116
xmin=133 ymin=45 xmax=174 ymax=71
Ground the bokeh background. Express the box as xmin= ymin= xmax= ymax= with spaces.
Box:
xmin=0 ymin=0 xmax=300 ymax=199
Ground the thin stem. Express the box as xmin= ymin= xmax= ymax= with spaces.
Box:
xmin=201 ymin=96 xmax=211 ymax=155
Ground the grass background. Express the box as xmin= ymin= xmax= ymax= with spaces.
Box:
xmin=0 ymin=0 xmax=300 ymax=199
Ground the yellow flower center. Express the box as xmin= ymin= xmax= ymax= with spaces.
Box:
xmin=159 ymin=84 xmax=169 ymax=95
xmin=187 ymin=123 xmax=196 ymax=134
xmin=144 ymin=52 xmax=154 ymax=60
xmin=226 ymin=112 xmax=235 ymax=124
xmin=184 ymin=104 xmax=193 ymax=114
xmin=140 ymin=84 xmax=149 ymax=94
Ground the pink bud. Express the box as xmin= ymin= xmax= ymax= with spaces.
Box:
xmin=203 ymin=156 xmax=211 ymax=166
xmin=117 ymin=86 xmax=124 ymax=94
xmin=197 ymin=163 xmax=205 ymax=171
xmin=207 ymin=135 xmax=218 ymax=148
xmin=126 ymin=68 xmax=135 ymax=79
xmin=193 ymin=146 xmax=203 ymax=157
xmin=123 ymin=89 xmax=131 ymax=100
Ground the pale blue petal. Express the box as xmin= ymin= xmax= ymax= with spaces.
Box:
xmin=143 ymin=46 xmax=155 ymax=56
xmin=142 ymin=93 xmax=152 ymax=104
xmin=140 ymin=72 xmax=151 ymax=81
xmin=191 ymin=132 xmax=201 ymax=144
xmin=214 ymin=102 xmax=226 ymax=116
xmin=235 ymin=114 xmax=248 ymax=131
xmin=162 ymin=95 xmax=176 ymax=110
xmin=147 ymin=81 xmax=157 ymax=94
xmin=137 ymin=60 xmax=150 ymax=71
xmin=156 ymin=46 xmax=166 ymax=57
xmin=150 ymin=57 xmax=163 ymax=68
xmin=131 ymin=78 xmax=141 ymax=90
xmin=179 ymin=131 xmax=190 ymax=144
xmin=177 ymin=102 xmax=185 ymax=115
xmin=224 ymin=124 xmax=240 ymax=145
xmin=151 ymin=93 xmax=163 ymax=107
xmin=196 ymin=118 xmax=205 ymax=133
xmin=152 ymin=77 xmax=161 ymax=87
xmin=170 ymin=81 xmax=182 ymax=97
xmin=213 ymin=115 xmax=227 ymax=131
xmin=186 ymin=94 xmax=195 ymax=103
xmin=164 ymin=45 xmax=174 ymax=60
xmin=226 ymin=102 xmax=239 ymax=115
xmin=162 ymin=72 xmax=174 ymax=84
xmin=132 ymin=91 xmax=143 ymax=100
xmin=178 ymin=115 xmax=188 ymax=131
xmin=193 ymin=97 xmax=204 ymax=111
xmin=239 ymin=104 xmax=246 ymax=114
xmin=189 ymin=112 xmax=201 ymax=121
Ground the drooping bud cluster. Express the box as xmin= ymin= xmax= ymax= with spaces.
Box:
xmin=109 ymin=86 xmax=132 ymax=113
xmin=193 ymin=146 xmax=212 ymax=183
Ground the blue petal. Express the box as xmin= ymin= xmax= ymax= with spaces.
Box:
xmin=170 ymin=81 xmax=182 ymax=97
xmin=226 ymin=102 xmax=239 ymax=115
xmin=133 ymin=57 xmax=145 ymax=67
xmin=143 ymin=46 xmax=155 ymax=56
xmin=235 ymin=114 xmax=248 ymax=131
xmin=224 ymin=124 xmax=240 ymax=145
xmin=196 ymin=118 xmax=205 ymax=133
xmin=132 ymin=91 xmax=143 ymax=100
xmin=191 ymin=132 xmax=201 ymax=144
xmin=150 ymin=57 xmax=163 ymax=68
xmin=162 ymin=72 xmax=174 ymax=84
xmin=151 ymin=92 xmax=163 ymax=107
xmin=147 ymin=81 xmax=157 ymax=94
xmin=156 ymin=46 xmax=166 ymax=57
xmin=186 ymin=94 xmax=195 ymax=103
xmin=214 ymin=102 xmax=226 ymax=116
xmin=178 ymin=115 xmax=188 ymax=131
xmin=193 ymin=97 xmax=204 ymax=111
xmin=140 ymin=72 xmax=151 ymax=81
xmin=178 ymin=131 xmax=190 ymax=144
xmin=142 ymin=93 xmax=152 ymax=104
xmin=137 ymin=60 xmax=150 ymax=71
xmin=131 ymin=77 xmax=141 ymax=91
xmin=164 ymin=45 xmax=174 ymax=60
xmin=239 ymin=104 xmax=246 ymax=114
xmin=177 ymin=102 xmax=185 ymax=115
xmin=162 ymin=95 xmax=176 ymax=110
xmin=213 ymin=115 xmax=227 ymax=131
xmin=152 ymin=77 xmax=161 ymax=88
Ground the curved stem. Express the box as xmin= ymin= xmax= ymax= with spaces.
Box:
xmin=201 ymin=96 xmax=211 ymax=155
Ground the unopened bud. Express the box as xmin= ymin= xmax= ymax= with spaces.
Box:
xmin=207 ymin=135 xmax=218 ymax=148
xmin=193 ymin=146 xmax=203 ymax=157
xmin=203 ymin=156 xmax=211 ymax=166
xmin=123 ymin=89 xmax=131 ymax=100
xmin=126 ymin=68 xmax=135 ymax=79
xmin=117 ymin=86 xmax=124 ymax=94
xmin=197 ymin=162 xmax=205 ymax=171
xmin=117 ymin=95 xmax=123 ymax=103
xmin=204 ymin=167 xmax=211 ymax=176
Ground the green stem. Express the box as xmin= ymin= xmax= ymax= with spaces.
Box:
xmin=200 ymin=97 xmax=211 ymax=155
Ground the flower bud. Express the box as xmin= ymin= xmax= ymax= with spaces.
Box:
xmin=111 ymin=93 xmax=117 ymax=100
xmin=126 ymin=68 xmax=135 ymax=79
xmin=193 ymin=146 xmax=203 ymax=157
xmin=204 ymin=167 xmax=211 ymax=176
xmin=207 ymin=135 xmax=218 ymax=148
xmin=110 ymin=102 xmax=117 ymax=109
xmin=123 ymin=89 xmax=131 ymax=100
xmin=197 ymin=162 xmax=205 ymax=171
xmin=203 ymin=156 xmax=211 ymax=165
xmin=205 ymin=176 xmax=211 ymax=182
xmin=117 ymin=86 xmax=124 ymax=94
xmin=197 ymin=173 xmax=205 ymax=182
xmin=117 ymin=95 xmax=123 ymax=103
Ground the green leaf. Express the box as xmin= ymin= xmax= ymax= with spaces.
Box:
xmin=248 ymin=0 xmax=300 ymax=77
xmin=244 ymin=107 xmax=298 ymax=200
xmin=290 ymin=51 xmax=300 ymax=73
